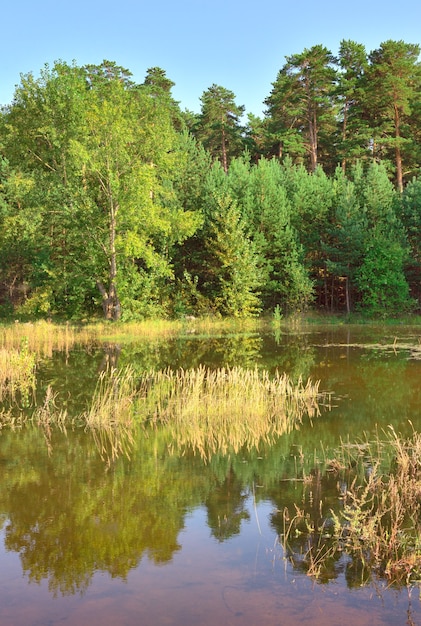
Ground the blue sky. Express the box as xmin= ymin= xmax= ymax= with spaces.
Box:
xmin=2 ymin=0 xmax=421 ymax=117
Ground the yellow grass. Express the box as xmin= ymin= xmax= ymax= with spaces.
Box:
xmin=137 ymin=365 xmax=324 ymax=458
xmin=0 ymin=341 xmax=36 ymax=402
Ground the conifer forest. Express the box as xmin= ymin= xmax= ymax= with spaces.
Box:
xmin=0 ymin=39 xmax=420 ymax=320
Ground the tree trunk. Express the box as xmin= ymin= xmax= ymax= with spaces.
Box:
xmin=341 ymin=98 xmax=349 ymax=173
xmin=96 ymin=188 xmax=121 ymax=321
xmin=345 ymin=276 xmax=350 ymax=314
xmin=96 ymin=281 xmax=121 ymax=320
xmin=394 ymin=102 xmax=403 ymax=193
xmin=308 ymin=110 xmax=318 ymax=172
xmin=221 ymin=123 xmax=228 ymax=173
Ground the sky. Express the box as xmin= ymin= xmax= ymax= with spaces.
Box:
xmin=2 ymin=0 xmax=421 ymax=117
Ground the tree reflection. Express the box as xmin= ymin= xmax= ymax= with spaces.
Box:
xmin=0 ymin=427 xmax=205 ymax=595
xmin=205 ymin=465 xmax=250 ymax=541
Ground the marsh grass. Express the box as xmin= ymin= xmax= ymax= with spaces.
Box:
xmin=0 ymin=318 xmax=261 ymax=354
xmin=82 ymin=367 xmax=137 ymax=464
xmin=333 ymin=426 xmax=421 ymax=585
xmin=0 ymin=340 xmax=36 ymax=404
xmin=0 ymin=321 xmax=99 ymax=356
xmin=137 ymin=366 xmax=325 ymax=458
xmin=281 ymin=425 xmax=421 ymax=587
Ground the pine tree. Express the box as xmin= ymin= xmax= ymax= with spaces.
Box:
xmin=194 ymin=85 xmax=245 ymax=172
xmin=336 ymin=40 xmax=370 ymax=172
xmin=365 ymin=41 xmax=421 ymax=191
xmin=265 ymin=45 xmax=338 ymax=171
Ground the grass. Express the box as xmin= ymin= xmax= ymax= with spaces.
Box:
xmin=334 ymin=426 xmax=421 ymax=585
xmin=0 ymin=320 xmax=99 ymax=356
xmin=81 ymin=366 xmax=137 ymax=464
xmin=80 ymin=364 xmax=325 ymax=462
xmin=0 ymin=317 xmax=262 ymax=352
xmin=281 ymin=425 xmax=421 ymax=587
xmin=136 ymin=365 xmax=326 ymax=458
xmin=0 ymin=339 xmax=36 ymax=404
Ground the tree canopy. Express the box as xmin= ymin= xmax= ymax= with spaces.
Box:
xmin=1 ymin=41 xmax=420 ymax=320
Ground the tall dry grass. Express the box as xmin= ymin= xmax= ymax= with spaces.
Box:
xmin=333 ymin=426 xmax=421 ymax=584
xmin=137 ymin=365 xmax=325 ymax=458
xmin=280 ymin=425 xmax=421 ymax=587
xmin=0 ymin=321 xmax=98 ymax=356
xmin=82 ymin=367 xmax=137 ymax=464
xmin=0 ymin=340 xmax=36 ymax=403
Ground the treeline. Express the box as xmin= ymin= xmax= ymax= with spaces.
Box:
xmin=0 ymin=40 xmax=420 ymax=320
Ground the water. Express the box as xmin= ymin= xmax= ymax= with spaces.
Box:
xmin=0 ymin=324 xmax=420 ymax=625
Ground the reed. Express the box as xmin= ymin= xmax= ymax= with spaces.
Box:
xmin=332 ymin=426 xmax=421 ymax=584
xmin=0 ymin=321 xmax=99 ymax=356
xmin=0 ymin=339 xmax=36 ymax=403
xmin=281 ymin=425 xmax=421 ymax=586
xmin=137 ymin=365 xmax=325 ymax=458
xmin=82 ymin=366 xmax=137 ymax=464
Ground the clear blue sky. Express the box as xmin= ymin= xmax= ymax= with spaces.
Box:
xmin=2 ymin=0 xmax=420 ymax=117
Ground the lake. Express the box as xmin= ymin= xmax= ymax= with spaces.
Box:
xmin=0 ymin=323 xmax=420 ymax=625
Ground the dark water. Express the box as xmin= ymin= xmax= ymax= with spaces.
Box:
xmin=1 ymin=324 xmax=421 ymax=625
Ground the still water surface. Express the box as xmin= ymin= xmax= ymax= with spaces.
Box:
xmin=1 ymin=324 xmax=421 ymax=625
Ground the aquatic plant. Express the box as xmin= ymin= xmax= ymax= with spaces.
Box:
xmin=0 ymin=321 xmax=98 ymax=356
xmin=82 ymin=366 xmax=137 ymax=464
xmin=0 ymin=339 xmax=36 ymax=404
xmin=281 ymin=425 xmax=421 ymax=587
xmin=137 ymin=365 xmax=326 ymax=458
xmin=333 ymin=426 xmax=421 ymax=585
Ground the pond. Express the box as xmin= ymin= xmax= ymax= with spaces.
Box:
xmin=1 ymin=323 xmax=421 ymax=625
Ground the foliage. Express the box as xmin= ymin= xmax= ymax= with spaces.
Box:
xmin=1 ymin=44 xmax=421 ymax=320
xmin=137 ymin=365 xmax=324 ymax=459
xmin=193 ymin=84 xmax=245 ymax=172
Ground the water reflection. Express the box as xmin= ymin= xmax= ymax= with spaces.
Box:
xmin=0 ymin=324 xmax=421 ymax=625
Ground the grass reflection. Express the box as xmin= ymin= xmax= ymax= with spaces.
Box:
xmin=277 ymin=425 xmax=421 ymax=588
xmin=137 ymin=366 xmax=325 ymax=459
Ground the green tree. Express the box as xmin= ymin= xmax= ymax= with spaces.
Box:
xmin=365 ymin=41 xmax=421 ymax=191
xmin=183 ymin=163 xmax=262 ymax=317
xmin=204 ymin=190 xmax=262 ymax=316
xmin=1 ymin=61 xmax=199 ymax=319
xmin=283 ymin=162 xmax=333 ymax=302
xmin=239 ymin=158 xmax=313 ymax=311
xmin=265 ymin=45 xmax=338 ymax=171
xmin=397 ymin=177 xmax=421 ymax=308
xmin=1 ymin=61 xmax=99 ymax=317
xmin=194 ymin=84 xmax=245 ymax=172
xmin=353 ymin=163 xmax=413 ymax=315
xmin=142 ymin=66 xmax=184 ymax=130
xmin=322 ymin=167 xmax=366 ymax=312
xmin=336 ymin=40 xmax=370 ymax=172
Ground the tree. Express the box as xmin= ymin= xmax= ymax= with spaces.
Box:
xmin=0 ymin=61 xmax=100 ymax=317
xmin=235 ymin=158 xmax=313 ymax=311
xmin=142 ymin=67 xmax=184 ymax=131
xmin=204 ymin=190 xmax=262 ymax=317
xmin=336 ymin=40 xmax=370 ymax=172
xmin=322 ymin=167 xmax=366 ymax=312
xmin=283 ymin=162 xmax=334 ymax=303
xmin=194 ymin=85 xmax=245 ymax=172
xmin=353 ymin=162 xmax=413 ymax=315
xmin=180 ymin=162 xmax=262 ymax=317
xmin=365 ymin=41 xmax=421 ymax=191
xmin=75 ymin=66 xmax=198 ymax=319
xmin=265 ymin=45 xmax=338 ymax=171
xmin=397 ymin=177 xmax=421 ymax=308
xmin=1 ymin=60 xmax=199 ymax=319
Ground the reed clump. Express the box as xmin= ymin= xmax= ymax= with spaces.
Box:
xmin=281 ymin=425 xmax=421 ymax=587
xmin=137 ymin=365 xmax=325 ymax=458
xmin=0 ymin=339 xmax=36 ymax=403
xmin=332 ymin=426 xmax=421 ymax=585
xmin=82 ymin=367 xmax=137 ymax=464
xmin=0 ymin=321 xmax=99 ymax=356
